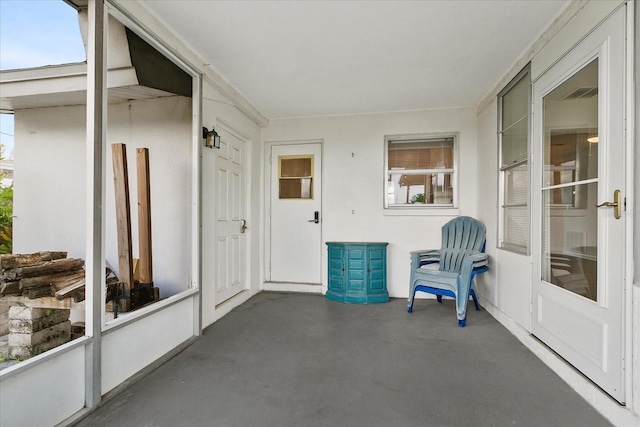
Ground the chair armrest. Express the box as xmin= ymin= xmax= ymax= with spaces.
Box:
xmin=460 ymin=252 xmax=488 ymax=282
xmin=466 ymin=252 xmax=488 ymax=266
xmin=410 ymin=250 xmax=440 ymax=268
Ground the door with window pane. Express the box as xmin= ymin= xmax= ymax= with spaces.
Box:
xmin=270 ymin=143 xmax=322 ymax=284
xmin=531 ymin=8 xmax=626 ymax=403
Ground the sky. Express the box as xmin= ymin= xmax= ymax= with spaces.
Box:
xmin=0 ymin=0 xmax=86 ymax=159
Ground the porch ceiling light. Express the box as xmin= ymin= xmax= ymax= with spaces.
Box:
xmin=587 ymin=135 xmax=598 ymax=143
xmin=203 ymin=126 xmax=221 ymax=149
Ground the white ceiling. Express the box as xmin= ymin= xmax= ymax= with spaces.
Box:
xmin=139 ymin=0 xmax=567 ymax=120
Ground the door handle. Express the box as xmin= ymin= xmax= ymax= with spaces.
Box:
xmin=596 ymin=189 xmax=621 ymax=219
xmin=308 ymin=211 xmax=320 ymax=224
xmin=240 ymin=219 xmax=248 ymax=233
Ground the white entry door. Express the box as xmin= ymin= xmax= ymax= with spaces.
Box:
xmin=270 ymin=143 xmax=322 ymax=284
xmin=212 ymin=128 xmax=247 ymax=303
xmin=531 ymin=7 xmax=627 ymax=402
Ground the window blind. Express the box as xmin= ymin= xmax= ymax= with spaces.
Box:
xmin=499 ymin=65 xmax=530 ymax=252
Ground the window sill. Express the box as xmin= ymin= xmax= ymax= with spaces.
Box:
xmin=102 ymin=287 xmax=198 ymax=335
xmin=383 ymin=207 xmax=460 ymax=216
xmin=498 ymin=245 xmax=529 ymax=256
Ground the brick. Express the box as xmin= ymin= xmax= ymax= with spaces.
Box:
xmin=0 ymin=305 xmax=8 ymax=336
xmin=8 ymin=331 xmax=71 ymax=359
xmin=8 ymin=309 xmax=69 ymax=333
xmin=8 ymin=306 xmax=64 ymax=321
xmin=9 ymin=321 xmax=70 ymax=347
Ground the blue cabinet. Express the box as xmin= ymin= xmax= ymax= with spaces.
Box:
xmin=326 ymin=242 xmax=389 ymax=304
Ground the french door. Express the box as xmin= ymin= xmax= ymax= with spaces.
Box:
xmin=531 ymin=7 xmax=627 ymax=403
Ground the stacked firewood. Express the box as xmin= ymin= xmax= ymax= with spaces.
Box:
xmin=0 ymin=252 xmax=86 ymax=301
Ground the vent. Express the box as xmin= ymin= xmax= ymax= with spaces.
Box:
xmin=562 ymin=87 xmax=598 ymax=100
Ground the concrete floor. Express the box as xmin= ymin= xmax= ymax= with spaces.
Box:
xmin=76 ymin=292 xmax=610 ymax=427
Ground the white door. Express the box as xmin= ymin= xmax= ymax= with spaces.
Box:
xmin=531 ymin=7 xmax=626 ymax=402
xmin=270 ymin=143 xmax=322 ymax=284
xmin=211 ymin=128 xmax=247 ymax=303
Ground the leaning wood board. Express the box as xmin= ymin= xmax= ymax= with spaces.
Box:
xmin=136 ymin=147 xmax=153 ymax=284
xmin=112 ymin=143 xmax=134 ymax=292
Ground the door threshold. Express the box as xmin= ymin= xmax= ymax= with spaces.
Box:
xmin=214 ymin=289 xmax=250 ymax=309
xmin=263 ymin=282 xmax=323 ymax=294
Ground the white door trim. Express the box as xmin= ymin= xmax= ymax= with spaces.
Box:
xmin=623 ymin=0 xmax=636 ymax=408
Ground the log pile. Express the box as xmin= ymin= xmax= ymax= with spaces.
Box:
xmin=0 ymin=252 xmax=86 ymax=301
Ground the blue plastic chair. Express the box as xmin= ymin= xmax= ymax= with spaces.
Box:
xmin=407 ymin=216 xmax=488 ymax=327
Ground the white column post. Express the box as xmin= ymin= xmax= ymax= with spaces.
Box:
xmin=86 ymin=0 xmax=107 ymax=409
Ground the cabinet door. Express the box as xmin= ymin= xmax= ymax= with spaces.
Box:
xmin=367 ymin=246 xmax=386 ymax=292
xmin=327 ymin=245 xmax=345 ymax=293
xmin=346 ymin=246 xmax=366 ymax=292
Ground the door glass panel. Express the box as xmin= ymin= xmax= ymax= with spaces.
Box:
xmin=542 ymin=182 xmax=598 ymax=301
xmin=541 ymin=59 xmax=598 ymax=301
xmin=279 ymin=156 xmax=313 ymax=199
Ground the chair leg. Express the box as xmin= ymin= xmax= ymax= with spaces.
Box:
xmin=470 ymin=289 xmax=480 ymax=311
xmin=407 ymin=285 xmax=415 ymax=313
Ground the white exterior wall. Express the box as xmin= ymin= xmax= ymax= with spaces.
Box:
xmin=476 ymin=0 xmax=638 ymax=422
xmin=14 ymin=96 xmax=192 ymax=297
xmin=13 ymin=105 xmax=87 ymax=259
xmin=263 ymin=107 xmax=478 ymax=298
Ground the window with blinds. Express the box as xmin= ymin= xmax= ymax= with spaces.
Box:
xmin=385 ymin=136 xmax=456 ymax=207
xmin=498 ymin=65 xmax=530 ymax=253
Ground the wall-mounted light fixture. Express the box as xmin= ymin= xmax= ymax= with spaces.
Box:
xmin=202 ymin=126 xmax=221 ymax=149
xmin=586 ymin=135 xmax=599 ymax=143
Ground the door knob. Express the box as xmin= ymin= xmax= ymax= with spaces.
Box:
xmin=308 ymin=211 xmax=320 ymax=224
xmin=240 ymin=219 xmax=248 ymax=233
xmin=596 ymin=189 xmax=621 ymax=219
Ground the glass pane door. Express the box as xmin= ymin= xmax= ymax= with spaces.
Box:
xmin=532 ymin=7 xmax=626 ymax=402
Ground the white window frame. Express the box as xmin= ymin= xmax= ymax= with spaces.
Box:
xmin=498 ymin=65 xmax=531 ymax=254
xmin=384 ymin=133 xmax=458 ymax=212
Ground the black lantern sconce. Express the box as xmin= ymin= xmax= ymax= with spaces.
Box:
xmin=202 ymin=126 xmax=221 ymax=149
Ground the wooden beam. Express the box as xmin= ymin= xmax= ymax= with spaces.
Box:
xmin=111 ymin=143 xmax=133 ymax=293
xmin=1 ymin=252 xmax=67 ymax=270
xmin=8 ymin=258 xmax=84 ymax=280
xmin=55 ymin=278 xmax=86 ymax=300
xmin=136 ymin=148 xmax=153 ymax=284
xmin=19 ymin=270 xmax=84 ymax=290
xmin=0 ymin=295 xmax=98 ymax=310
